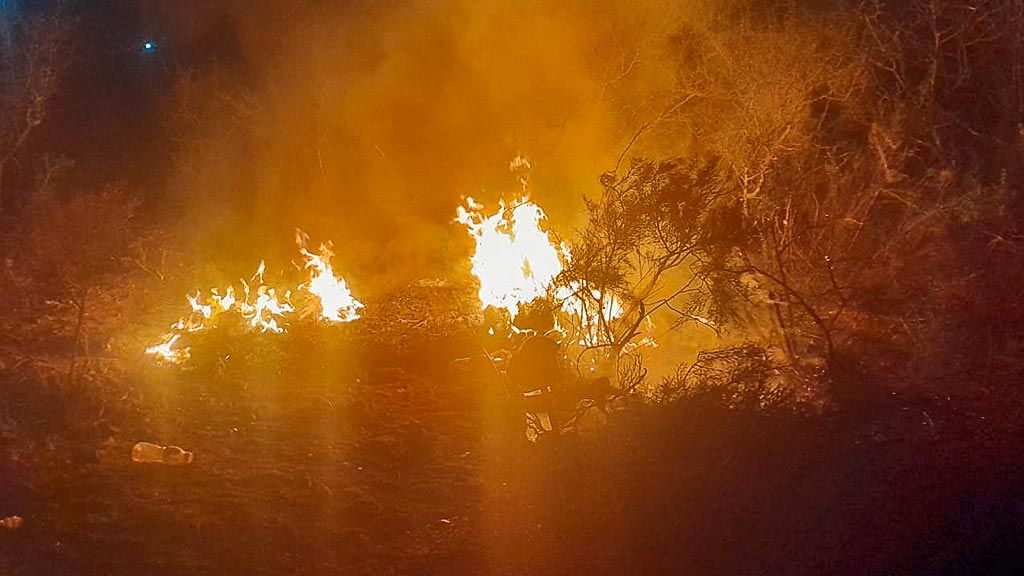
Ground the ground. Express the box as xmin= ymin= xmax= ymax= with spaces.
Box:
xmin=1 ymin=284 xmax=1023 ymax=575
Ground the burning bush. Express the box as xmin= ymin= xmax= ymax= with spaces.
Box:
xmin=144 ymin=231 xmax=365 ymax=366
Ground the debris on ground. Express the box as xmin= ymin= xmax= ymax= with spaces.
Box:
xmin=131 ymin=441 xmax=194 ymax=465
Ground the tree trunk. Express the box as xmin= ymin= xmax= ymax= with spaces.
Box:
xmin=67 ymin=290 xmax=88 ymax=381
xmin=0 ymin=161 xmax=6 ymax=214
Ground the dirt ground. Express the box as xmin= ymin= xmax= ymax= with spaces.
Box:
xmin=2 ymin=285 xmax=1024 ymax=575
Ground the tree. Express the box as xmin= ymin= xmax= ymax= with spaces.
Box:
xmin=0 ymin=8 xmax=69 ymax=213
xmin=566 ymin=1 xmax=1024 ymax=404
xmin=28 ymin=188 xmax=139 ymax=379
xmin=557 ymin=155 xmax=747 ymax=379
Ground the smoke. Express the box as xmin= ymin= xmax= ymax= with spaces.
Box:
xmin=155 ymin=0 xmax=730 ymax=290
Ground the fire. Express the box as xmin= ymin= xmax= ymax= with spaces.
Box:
xmin=555 ymin=282 xmax=625 ymax=347
xmin=455 ymin=191 xmax=628 ymax=347
xmin=145 ymin=333 xmax=189 ymax=364
xmin=455 ymin=196 xmax=568 ymax=317
xmin=454 ymin=159 xmax=642 ymax=354
xmin=145 ymin=233 xmax=362 ymax=365
xmin=296 ymin=231 xmax=364 ymax=322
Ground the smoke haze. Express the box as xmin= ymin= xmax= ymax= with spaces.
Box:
xmin=147 ymin=0 xmax=734 ymax=290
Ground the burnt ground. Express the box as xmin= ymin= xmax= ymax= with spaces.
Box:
xmin=2 ymin=284 xmax=1024 ymax=575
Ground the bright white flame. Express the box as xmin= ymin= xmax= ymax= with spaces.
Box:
xmin=145 ymin=334 xmax=190 ymax=364
xmin=297 ymin=231 xmax=364 ymax=323
xmin=454 ymin=183 xmax=646 ymax=353
xmin=212 ymin=287 xmax=236 ymax=311
xmin=240 ymin=286 xmax=294 ymax=333
xmin=555 ymin=282 xmax=625 ymax=346
xmin=456 ymin=196 xmax=568 ymax=317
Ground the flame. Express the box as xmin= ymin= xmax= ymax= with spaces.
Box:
xmin=555 ymin=282 xmax=625 ymax=346
xmin=455 ymin=194 xmax=633 ymax=349
xmin=145 ymin=233 xmax=362 ymax=365
xmin=296 ymin=231 xmax=364 ymax=322
xmin=456 ymin=196 xmax=568 ymax=317
xmin=145 ymin=333 xmax=190 ymax=364
xmin=454 ymin=165 xmax=645 ymax=355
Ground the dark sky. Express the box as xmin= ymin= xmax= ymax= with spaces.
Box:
xmin=20 ymin=1 xmax=245 ymax=198
xmin=52 ymin=1 xmax=158 ymax=190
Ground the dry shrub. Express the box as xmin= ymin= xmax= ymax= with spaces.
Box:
xmin=1 ymin=356 xmax=140 ymax=445
xmin=0 ymin=188 xmax=142 ymax=452
xmin=615 ymin=1 xmax=1024 ymax=407
xmin=656 ymin=344 xmax=813 ymax=413
xmin=28 ymin=188 xmax=139 ymax=295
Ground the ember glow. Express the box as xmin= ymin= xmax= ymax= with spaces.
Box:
xmin=145 ymin=233 xmax=362 ymax=364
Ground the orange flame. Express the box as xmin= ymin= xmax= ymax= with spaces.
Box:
xmin=145 ymin=234 xmax=362 ymax=365
xmin=455 ymin=191 xmax=630 ymax=348
xmin=555 ymin=282 xmax=625 ymax=347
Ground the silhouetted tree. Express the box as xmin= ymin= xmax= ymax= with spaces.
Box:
xmin=29 ymin=188 xmax=138 ymax=379
xmin=0 ymin=8 xmax=70 ymax=213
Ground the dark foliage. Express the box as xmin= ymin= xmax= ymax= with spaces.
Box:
xmin=567 ymin=0 xmax=1024 ymax=409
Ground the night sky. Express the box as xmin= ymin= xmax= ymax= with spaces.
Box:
xmin=36 ymin=1 xmax=225 ymax=196
xmin=0 ymin=1 xmax=246 ymax=202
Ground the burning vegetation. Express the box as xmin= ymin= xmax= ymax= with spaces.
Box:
xmin=146 ymin=231 xmax=364 ymax=364
xmin=455 ymin=194 xmax=567 ymax=320
xmin=2 ymin=0 xmax=1024 ymax=574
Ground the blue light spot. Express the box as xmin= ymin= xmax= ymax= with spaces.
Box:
xmin=143 ymin=41 xmax=156 ymax=53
